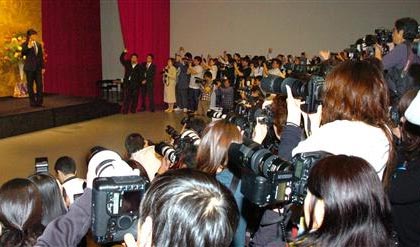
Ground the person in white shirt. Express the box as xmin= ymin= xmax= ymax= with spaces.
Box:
xmin=54 ymin=156 xmax=86 ymax=205
xmin=187 ymin=56 xmax=204 ymax=112
xmin=125 ymin=133 xmax=161 ymax=181
xmin=263 ymin=58 xmax=285 ymax=78
xmin=288 ymin=59 xmax=394 ymax=182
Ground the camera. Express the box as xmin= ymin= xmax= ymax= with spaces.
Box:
xmin=228 ymin=139 xmax=330 ymax=206
xmin=91 ymin=175 xmax=149 ymax=244
xmin=166 ymin=125 xmax=180 ymax=140
xmin=154 ymin=142 xmax=178 ymax=164
xmin=207 ymin=109 xmax=253 ymax=138
xmin=254 ymin=104 xmax=274 ymax=126
xmin=260 ymin=74 xmax=325 ymax=113
xmin=35 ymin=157 xmax=49 ymax=174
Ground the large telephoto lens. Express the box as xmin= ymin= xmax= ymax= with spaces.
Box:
xmin=260 ymin=74 xmax=306 ymax=98
xmin=228 ymin=139 xmax=290 ymax=178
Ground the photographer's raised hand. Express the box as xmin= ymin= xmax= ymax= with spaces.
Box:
xmin=285 ymin=85 xmax=303 ymax=126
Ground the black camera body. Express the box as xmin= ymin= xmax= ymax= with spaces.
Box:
xmin=91 ymin=176 xmax=149 ymax=244
xmin=228 ymin=139 xmax=330 ymax=206
xmin=260 ymin=74 xmax=325 ymax=113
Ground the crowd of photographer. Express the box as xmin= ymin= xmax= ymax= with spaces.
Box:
xmin=1 ymin=17 xmax=420 ymax=247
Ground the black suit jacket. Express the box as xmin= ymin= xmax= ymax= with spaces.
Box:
xmin=21 ymin=41 xmax=44 ymax=72
xmin=120 ymin=52 xmax=143 ymax=88
xmin=141 ymin=62 xmax=156 ymax=86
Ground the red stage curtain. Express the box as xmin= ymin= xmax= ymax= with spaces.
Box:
xmin=42 ymin=0 xmax=102 ymax=97
xmin=118 ymin=0 xmax=170 ymax=106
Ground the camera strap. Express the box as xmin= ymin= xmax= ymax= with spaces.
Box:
xmin=96 ymin=159 xmax=115 ymax=176
xmin=229 ymin=175 xmax=240 ymax=193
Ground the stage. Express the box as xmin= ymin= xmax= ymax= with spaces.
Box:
xmin=0 ymin=95 xmax=120 ymax=139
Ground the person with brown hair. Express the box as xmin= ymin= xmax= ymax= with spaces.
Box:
xmin=290 ymin=59 xmax=394 ymax=181
xmin=0 ymin=178 xmax=44 ymax=247
xmin=196 ymin=120 xmax=246 ymax=247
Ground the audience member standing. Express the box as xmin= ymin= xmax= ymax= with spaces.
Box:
xmin=21 ymin=29 xmax=45 ymax=107
xmin=163 ymin=58 xmax=177 ymax=112
xmin=141 ymin=54 xmax=156 ymax=112
xmin=120 ymin=49 xmax=143 ymax=114
xmin=187 ymin=56 xmax=204 ymax=113
xmin=174 ymin=53 xmax=191 ymax=112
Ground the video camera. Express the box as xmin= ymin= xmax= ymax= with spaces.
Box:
xmin=260 ymin=74 xmax=324 ymax=113
xmin=91 ymin=175 xmax=149 ymax=244
xmin=228 ymin=139 xmax=330 ymax=206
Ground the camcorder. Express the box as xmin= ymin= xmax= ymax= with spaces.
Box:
xmin=91 ymin=175 xmax=149 ymax=244
xmin=228 ymin=139 xmax=330 ymax=207
xmin=260 ymin=74 xmax=325 ymax=113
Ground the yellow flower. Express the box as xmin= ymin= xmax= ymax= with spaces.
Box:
xmin=17 ymin=37 xmax=22 ymax=41
xmin=23 ymin=55 xmax=26 ymax=60
xmin=14 ymin=52 xmax=20 ymax=58
xmin=11 ymin=37 xmax=17 ymax=43
xmin=17 ymin=46 xmax=22 ymax=51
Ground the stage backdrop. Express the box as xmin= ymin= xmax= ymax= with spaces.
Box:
xmin=118 ymin=0 xmax=170 ymax=107
xmin=42 ymin=0 xmax=102 ymax=97
xmin=0 ymin=0 xmax=42 ymax=97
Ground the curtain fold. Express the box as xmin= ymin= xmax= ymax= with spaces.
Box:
xmin=118 ymin=0 xmax=170 ymax=106
xmin=42 ymin=0 xmax=102 ymax=97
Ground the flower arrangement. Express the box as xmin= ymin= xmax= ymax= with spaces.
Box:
xmin=1 ymin=32 xmax=26 ymax=66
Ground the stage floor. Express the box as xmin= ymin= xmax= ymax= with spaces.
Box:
xmin=0 ymin=95 xmax=93 ymax=116
xmin=0 ymin=95 xmax=120 ymax=139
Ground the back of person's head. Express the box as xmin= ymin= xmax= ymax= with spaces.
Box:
xmin=299 ymin=155 xmax=392 ymax=247
xmin=0 ymin=178 xmax=44 ymax=247
xmin=125 ymin=133 xmax=145 ymax=155
xmin=322 ymin=59 xmax=390 ymax=127
xmin=137 ymin=169 xmax=239 ymax=247
xmin=184 ymin=52 xmax=192 ymax=60
xmin=397 ymin=89 xmax=418 ymax=122
xmin=54 ymin=156 xmax=76 ymax=175
xmin=28 ymin=173 xmax=67 ymax=226
xmin=125 ymin=159 xmax=150 ymax=182
xmin=203 ymin=71 xmax=212 ymax=80
xmin=272 ymin=95 xmax=288 ymax=135
xmin=395 ymin=17 xmax=419 ymax=42
xmin=185 ymin=117 xmax=207 ymax=137
xmin=196 ymin=120 xmax=242 ymax=174
xmin=194 ymin=56 xmax=202 ymax=64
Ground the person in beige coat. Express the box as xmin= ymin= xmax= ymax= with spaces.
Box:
xmin=163 ymin=58 xmax=177 ymax=112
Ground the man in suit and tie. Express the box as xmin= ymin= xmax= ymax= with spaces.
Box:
xmin=21 ymin=29 xmax=45 ymax=107
xmin=141 ymin=54 xmax=156 ymax=112
xmin=120 ymin=49 xmax=143 ymax=114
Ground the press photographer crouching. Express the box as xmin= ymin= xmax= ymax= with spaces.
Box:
xmin=154 ymin=115 xmax=203 ymax=172
xmin=123 ymin=169 xmax=239 ymax=247
xmin=36 ymin=150 xmax=139 ymax=246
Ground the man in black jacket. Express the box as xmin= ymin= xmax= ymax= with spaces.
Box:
xmin=21 ymin=29 xmax=45 ymax=107
xmin=120 ymin=49 xmax=143 ymax=114
xmin=140 ymin=54 xmax=156 ymax=112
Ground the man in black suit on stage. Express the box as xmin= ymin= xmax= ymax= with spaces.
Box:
xmin=140 ymin=54 xmax=156 ymax=112
xmin=120 ymin=49 xmax=143 ymax=114
xmin=21 ymin=29 xmax=45 ymax=107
